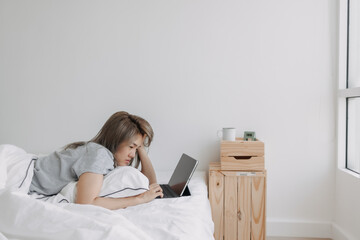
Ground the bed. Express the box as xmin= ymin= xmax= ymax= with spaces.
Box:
xmin=0 ymin=144 xmax=215 ymax=240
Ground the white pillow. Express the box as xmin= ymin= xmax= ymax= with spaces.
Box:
xmin=0 ymin=145 xmax=8 ymax=189
xmin=0 ymin=144 xmax=36 ymax=193
xmin=60 ymin=166 xmax=149 ymax=203
xmin=100 ymin=166 xmax=149 ymax=198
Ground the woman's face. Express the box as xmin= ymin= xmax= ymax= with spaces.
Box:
xmin=114 ymin=134 xmax=143 ymax=166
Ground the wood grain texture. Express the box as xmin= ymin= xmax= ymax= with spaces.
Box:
xmin=209 ymin=170 xmax=224 ymax=240
xmin=209 ymin=161 xmax=222 ymax=171
xmin=221 ymin=156 xmax=264 ymax=171
xmin=224 ymin=175 xmax=237 ymax=240
xmin=221 ymin=138 xmax=264 ymax=157
xmin=238 ymin=176 xmax=251 ymax=240
xmin=251 ymin=174 xmax=266 ymax=240
xmin=209 ymin=162 xmax=267 ymax=240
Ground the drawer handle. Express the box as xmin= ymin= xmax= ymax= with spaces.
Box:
xmin=232 ymin=156 xmax=252 ymax=160
xmin=237 ymin=211 xmax=241 ymax=221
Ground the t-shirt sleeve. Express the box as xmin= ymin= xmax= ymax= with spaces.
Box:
xmin=72 ymin=143 xmax=115 ymax=178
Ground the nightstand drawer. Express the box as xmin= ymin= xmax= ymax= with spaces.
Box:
xmin=221 ymin=156 xmax=264 ymax=171
xmin=220 ymin=138 xmax=264 ymax=157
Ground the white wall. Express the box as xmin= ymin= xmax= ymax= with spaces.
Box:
xmin=0 ymin=0 xmax=337 ymax=237
xmin=334 ymin=171 xmax=360 ymax=240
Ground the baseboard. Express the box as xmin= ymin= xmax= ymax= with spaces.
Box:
xmin=332 ymin=223 xmax=358 ymax=240
xmin=267 ymin=219 xmax=333 ymax=238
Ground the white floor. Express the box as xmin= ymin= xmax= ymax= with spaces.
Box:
xmin=267 ymin=237 xmax=332 ymax=240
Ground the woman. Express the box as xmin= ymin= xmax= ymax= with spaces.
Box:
xmin=29 ymin=111 xmax=163 ymax=210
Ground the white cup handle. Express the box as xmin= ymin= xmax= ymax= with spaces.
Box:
xmin=217 ymin=130 xmax=223 ymax=139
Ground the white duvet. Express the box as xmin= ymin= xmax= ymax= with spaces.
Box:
xmin=0 ymin=145 xmax=214 ymax=240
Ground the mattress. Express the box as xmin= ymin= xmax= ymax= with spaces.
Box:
xmin=0 ymin=144 xmax=215 ymax=240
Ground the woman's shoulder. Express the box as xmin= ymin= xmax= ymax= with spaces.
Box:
xmin=85 ymin=142 xmax=113 ymax=159
xmin=85 ymin=142 xmax=105 ymax=150
xmin=59 ymin=142 xmax=112 ymax=158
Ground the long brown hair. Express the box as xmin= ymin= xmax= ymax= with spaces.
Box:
xmin=65 ymin=111 xmax=154 ymax=168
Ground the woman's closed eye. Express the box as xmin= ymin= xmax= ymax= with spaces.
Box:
xmin=130 ymin=143 xmax=141 ymax=149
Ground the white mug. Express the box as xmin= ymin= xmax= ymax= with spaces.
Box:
xmin=217 ymin=128 xmax=236 ymax=141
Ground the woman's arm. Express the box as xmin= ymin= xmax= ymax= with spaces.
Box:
xmin=137 ymin=146 xmax=157 ymax=185
xmin=76 ymin=172 xmax=163 ymax=210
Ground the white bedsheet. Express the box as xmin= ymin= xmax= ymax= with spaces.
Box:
xmin=119 ymin=171 xmax=214 ymax=240
xmin=0 ymin=145 xmax=214 ymax=240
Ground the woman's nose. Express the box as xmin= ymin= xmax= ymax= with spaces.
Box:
xmin=129 ymin=149 xmax=136 ymax=158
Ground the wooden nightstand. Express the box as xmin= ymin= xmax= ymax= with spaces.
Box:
xmin=209 ymin=138 xmax=266 ymax=240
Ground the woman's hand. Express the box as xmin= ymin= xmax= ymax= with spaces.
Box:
xmin=137 ymin=135 xmax=147 ymax=154
xmin=137 ymin=183 xmax=163 ymax=203
xmin=136 ymin=136 xmax=147 ymax=159
xmin=137 ymin=138 xmax=157 ymax=184
xmin=137 ymin=144 xmax=147 ymax=156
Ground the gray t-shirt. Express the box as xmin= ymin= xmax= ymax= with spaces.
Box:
xmin=29 ymin=142 xmax=114 ymax=195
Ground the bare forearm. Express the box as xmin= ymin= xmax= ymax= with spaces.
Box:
xmin=80 ymin=183 xmax=163 ymax=210
xmin=91 ymin=196 xmax=142 ymax=210
xmin=76 ymin=172 xmax=161 ymax=210
xmin=138 ymin=148 xmax=157 ymax=184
